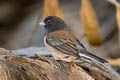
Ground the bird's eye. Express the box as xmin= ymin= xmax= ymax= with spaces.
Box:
xmin=47 ymin=20 xmax=52 ymax=24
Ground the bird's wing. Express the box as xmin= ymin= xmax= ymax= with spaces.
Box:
xmin=46 ymin=30 xmax=107 ymax=63
xmin=46 ymin=30 xmax=82 ymax=57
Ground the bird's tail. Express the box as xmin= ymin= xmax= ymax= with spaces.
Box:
xmin=75 ymin=50 xmax=109 ymax=72
xmin=78 ymin=50 xmax=108 ymax=63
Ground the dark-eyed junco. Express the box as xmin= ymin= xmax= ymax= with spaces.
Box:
xmin=40 ymin=16 xmax=108 ymax=68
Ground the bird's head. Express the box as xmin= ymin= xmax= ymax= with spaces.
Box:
xmin=40 ymin=16 xmax=66 ymax=32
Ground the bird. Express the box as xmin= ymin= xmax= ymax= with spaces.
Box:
xmin=39 ymin=16 xmax=108 ymax=70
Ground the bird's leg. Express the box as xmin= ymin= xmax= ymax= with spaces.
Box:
xmin=35 ymin=54 xmax=60 ymax=68
xmin=69 ymin=57 xmax=76 ymax=74
xmin=70 ymin=61 xmax=75 ymax=67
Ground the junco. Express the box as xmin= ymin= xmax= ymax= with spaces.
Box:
xmin=40 ymin=16 xmax=108 ymax=69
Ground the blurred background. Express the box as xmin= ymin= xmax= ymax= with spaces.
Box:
xmin=0 ymin=0 xmax=120 ymax=73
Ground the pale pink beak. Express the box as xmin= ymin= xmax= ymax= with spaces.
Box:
xmin=39 ymin=22 xmax=45 ymax=26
